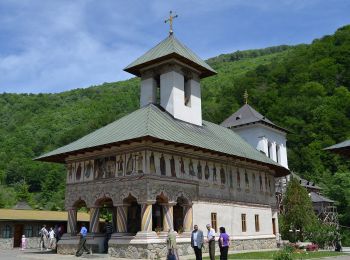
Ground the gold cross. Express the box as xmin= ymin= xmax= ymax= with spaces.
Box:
xmin=164 ymin=11 xmax=178 ymax=35
xmin=244 ymin=90 xmax=249 ymax=104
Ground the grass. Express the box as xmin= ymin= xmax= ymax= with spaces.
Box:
xmin=202 ymin=250 xmax=347 ymax=259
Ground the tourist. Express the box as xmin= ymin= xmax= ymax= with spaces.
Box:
xmin=191 ymin=224 xmax=204 ymax=260
xmin=166 ymin=229 xmax=179 ymax=260
xmin=103 ymin=219 xmax=113 ymax=253
xmin=75 ymin=224 xmax=90 ymax=257
xmin=206 ymin=224 xmax=216 ymax=260
xmin=49 ymin=227 xmax=56 ymax=249
xmin=39 ymin=225 xmax=48 ymax=251
xmin=218 ymin=227 xmax=230 ymax=260
xmin=21 ymin=235 xmax=27 ymax=250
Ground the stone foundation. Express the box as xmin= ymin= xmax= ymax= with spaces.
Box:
xmin=0 ymin=238 xmax=13 ymax=250
xmin=56 ymin=233 xmax=276 ymax=259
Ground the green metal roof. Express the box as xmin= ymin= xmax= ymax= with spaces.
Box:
xmin=124 ymin=34 xmax=216 ymax=78
xmin=36 ymin=104 xmax=288 ymax=176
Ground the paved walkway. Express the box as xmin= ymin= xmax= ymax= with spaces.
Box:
xmin=0 ymin=248 xmax=349 ymax=260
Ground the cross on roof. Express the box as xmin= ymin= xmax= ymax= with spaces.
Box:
xmin=164 ymin=11 xmax=178 ymax=35
xmin=244 ymin=90 xmax=249 ymax=104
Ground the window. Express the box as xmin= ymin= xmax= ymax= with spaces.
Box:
xmin=268 ymin=141 xmax=272 ymax=158
xmin=255 ymin=215 xmax=260 ymax=232
xmin=276 ymin=144 xmax=280 ymax=163
xmin=24 ymin=225 xmax=33 ymax=237
xmin=184 ymin=78 xmax=191 ymax=106
xmin=241 ymin=214 xmax=246 ymax=232
xmin=211 ymin=213 xmax=217 ymax=232
xmin=272 ymin=218 xmax=276 ymax=235
xmin=2 ymin=225 xmax=12 ymax=238
xmin=155 ymin=75 xmax=161 ymax=105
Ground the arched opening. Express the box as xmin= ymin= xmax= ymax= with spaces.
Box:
xmin=73 ymin=199 xmax=89 ymax=234
xmin=123 ymin=195 xmax=141 ymax=234
xmin=95 ymin=197 xmax=114 ymax=233
xmin=152 ymin=194 xmax=168 ymax=231
xmin=173 ymin=196 xmax=189 ymax=233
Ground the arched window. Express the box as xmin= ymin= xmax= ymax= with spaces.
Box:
xmin=213 ymin=165 xmax=217 ymax=182
xmin=197 ymin=161 xmax=202 ymax=179
xmin=276 ymin=144 xmax=280 ymax=163
xmin=229 ymin=169 xmax=233 ymax=188
xmin=170 ymin=156 xmax=176 ymax=177
xmin=189 ymin=159 xmax=195 ymax=176
xmin=259 ymin=174 xmax=263 ymax=191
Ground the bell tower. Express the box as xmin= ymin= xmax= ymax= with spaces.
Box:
xmin=124 ymin=16 xmax=216 ymax=126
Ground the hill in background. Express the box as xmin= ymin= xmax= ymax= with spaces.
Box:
xmin=0 ymin=25 xmax=349 ymax=233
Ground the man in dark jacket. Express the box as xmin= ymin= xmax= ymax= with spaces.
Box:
xmin=191 ymin=225 xmax=204 ymax=260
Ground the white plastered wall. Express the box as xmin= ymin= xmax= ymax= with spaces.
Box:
xmin=192 ymin=201 xmax=276 ymax=240
xmin=234 ymin=124 xmax=288 ymax=169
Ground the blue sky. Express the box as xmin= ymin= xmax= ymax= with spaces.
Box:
xmin=0 ymin=0 xmax=349 ymax=94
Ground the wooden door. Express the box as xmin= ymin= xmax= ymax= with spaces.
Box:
xmin=14 ymin=224 xmax=23 ymax=247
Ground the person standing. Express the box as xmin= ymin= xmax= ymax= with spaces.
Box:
xmin=166 ymin=229 xmax=179 ymax=260
xmin=21 ymin=235 xmax=27 ymax=250
xmin=39 ymin=225 xmax=48 ymax=251
xmin=75 ymin=224 xmax=90 ymax=257
xmin=48 ymin=227 xmax=56 ymax=249
xmin=191 ymin=225 xmax=204 ymax=260
xmin=206 ymin=224 xmax=216 ymax=260
xmin=104 ymin=220 xmax=113 ymax=253
xmin=219 ymin=227 xmax=230 ymax=260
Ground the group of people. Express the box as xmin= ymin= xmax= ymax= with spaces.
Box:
xmin=38 ymin=225 xmax=62 ymax=251
xmin=167 ymin=224 xmax=230 ymax=260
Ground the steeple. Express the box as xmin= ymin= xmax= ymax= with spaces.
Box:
xmin=124 ymin=16 xmax=216 ymax=126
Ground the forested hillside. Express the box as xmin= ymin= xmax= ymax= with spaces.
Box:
xmin=0 ymin=26 xmax=349 ymax=229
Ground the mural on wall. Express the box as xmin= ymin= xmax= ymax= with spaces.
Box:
xmin=197 ymin=161 xmax=202 ymax=179
xmin=160 ymin=154 xmax=166 ymax=176
xmin=237 ymin=169 xmax=241 ymax=188
xmin=106 ymin=156 xmax=116 ymax=178
xmin=189 ymin=159 xmax=195 ymax=176
xmin=204 ymin=163 xmax=210 ymax=180
xmin=220 ymin=166 xmax=225 ymax=184
xmin=76 ymin=163 xmax=82 ymax=181
xmin=245 ymin=170 xmax=249 ymax=189
xmin=117 ymin=155 xmax=124 ymax=176
xmin=180 ymin=158 xmax=185 ymax=175
xmin=94 ymin=157 xmax=116 ymax=179
xmin=84 ymin=160 xmax=94 ymax=180
xmin=213 ymin=165 xmax=217 ymax=182
xmin=126 ymin=154 xmax=134 ymax=175
xmin=137 ymin=152 xmax=143 ymax=173
xmin=150 ymin=152 xmax=156 ymax=173
xmin=170 ymin=156 xmax=176 ymax=177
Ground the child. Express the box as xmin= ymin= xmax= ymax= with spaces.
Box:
xmin=21 ymin=234 xmax=27 ymax=250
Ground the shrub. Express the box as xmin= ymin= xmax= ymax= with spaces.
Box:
xmin=273 ymin=249 xmax=292 ymax=260
xmin=306 ymin=243 xmax=319 ymax=251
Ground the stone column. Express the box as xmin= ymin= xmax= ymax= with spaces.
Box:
xmin=116 ymin=205 xmax=128 ymax=233
xmin=67 ymin=207 xmax=77 ymax=235
xmin=141 ymin=203 xmax=153 ymax=232
xmin=89 ymin=207 xmax=100 ymax=233
xmin=183 ymin=204 xmax=193 ymax=232
xmin=111 ymin=207 xmax=117 ymax=233
xmin=162 ymin=202 xmax=175 ymax=231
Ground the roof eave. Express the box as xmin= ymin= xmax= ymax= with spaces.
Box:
xmin=124 ymin=53 xmax=217 ymax=79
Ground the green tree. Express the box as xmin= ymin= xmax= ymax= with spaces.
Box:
xmin=14 ymin=180 xmax=32 ymax=203
xmin=280 ymin=178 xmax=318 ymax=242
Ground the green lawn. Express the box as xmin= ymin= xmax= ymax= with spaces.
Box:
xmin=202 ymin=250 xmax=346 ymax=259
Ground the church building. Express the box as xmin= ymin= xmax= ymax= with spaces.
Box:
xmin=36 ymin=23 xmax=289 ymax=259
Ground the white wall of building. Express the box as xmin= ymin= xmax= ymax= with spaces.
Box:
xmin=234 ymin=125 xmax=288 ymax=169
xmin=193 ymin=201 xmax=276 ymax=239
